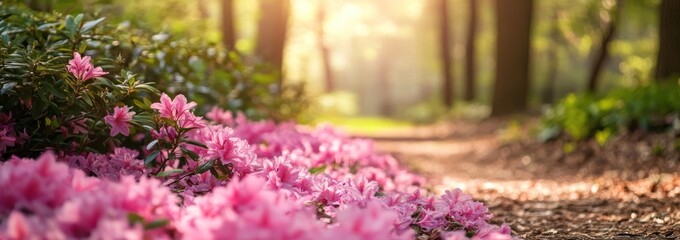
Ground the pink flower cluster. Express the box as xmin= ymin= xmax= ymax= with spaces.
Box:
xmin=0 ymin=94 xmax=514 ymax=239
xmin=104 ymin=106 xmax=135 ymax=137
xmin=67 ymin=52 xmax=108 ymax=82
xmin=0 ymin=113 xmax=16 ymax=155
xmin=0 ymin=152 xmax=177 ymax=239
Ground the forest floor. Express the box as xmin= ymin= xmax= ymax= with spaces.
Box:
xmin=358 ymin=117 xmax=680 ymax=239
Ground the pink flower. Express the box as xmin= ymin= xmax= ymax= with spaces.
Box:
xmin=67 ymin=52 xmax=108 ymax=82
xmin=150 ymin=93 xmax=203 ymax=129
xmin=326 ymin=200 xmax=414 ymax=240
xmin=0 ymin=128 xmax=16 ymax=154
xmin=104 ymin=106 xmax=135 ymax=137
xmin=151 ymin=126 xmax=178 ymax=142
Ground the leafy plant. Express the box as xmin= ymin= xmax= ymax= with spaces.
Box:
xmin=540 ymin=82 xmax=680 ymax=142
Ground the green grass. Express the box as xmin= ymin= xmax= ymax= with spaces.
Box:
xmin=310 ymin=116 xmax=413 ymax=135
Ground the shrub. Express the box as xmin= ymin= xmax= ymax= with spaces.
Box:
xmin=540 ymin=82 xmax=680 ymax=142
xmin=0 ymin=3 xmax=307 ymax=121
xmin=0 ymin=52 xmax=512 ymax=240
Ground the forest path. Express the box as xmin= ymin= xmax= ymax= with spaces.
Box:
xmin=361 ymin=119 xmax=680 ymax=239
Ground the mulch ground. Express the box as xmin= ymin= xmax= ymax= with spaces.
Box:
xmin=359 ymin=117 xmax=680 ymax=239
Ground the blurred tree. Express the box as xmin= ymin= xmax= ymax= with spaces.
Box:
xmin=542 ymin=9 xmax=560 ymax=104
xmin=221 ymin=0 xmax=236 ymax=50
xmin=438 ymin=0 xmax=454 ymax=108
xmin=586 ymin=0 xmax=622 ymax=92
xmin=464 ymin=0 xmax=478 ymax=102
xmin=316 ymin=0 xmax=335 ymax=92
xmin=24 ymin=0 xmax=53 ymax=11
xmin=655 ymin=0 xmax=680 ymax=81
xmin=491 ymin=0 xmax=533 ymax=116
xmin=256 ymin=0 xmax=290 ymax=82
xmin=377 ymin=40 xmax=394 ymax=116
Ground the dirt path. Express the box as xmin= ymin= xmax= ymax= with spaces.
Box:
xmin=362 ymin=119 xmax=680 ymax=239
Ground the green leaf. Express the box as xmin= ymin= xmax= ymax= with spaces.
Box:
xmin=156 ymin=169 xmax=185 ymax=177
xmin=80 ymin=17 xmax=106 ymax=34
xmin=126 ymin=213 xmax=144 ymax=225
xmin=144 ymin=219 xmax=169 ymax=230
xmin=133 ymin=99 xmax=147 ymax=110
xmin=135 ymin=84 xmax=159 ymax=94
xmin=65 ymin=15 xmax=77 ymax=37
xmin=146 ymin=139 xmax=159 ymax=150
xmin=209 ymin=166 xmax=220 ymax=178
xmin=37 ymin=22 xmax=59 ymax=31
xmin=183 ymin=140 xmax=208 ymax=149
xmin=195 ymin=159 xmax=214 ymax=174
xmin=1 ymin=82 xmax=17 ymax=95
xmin=180 ymin=147 xmax=200 ymax=161
xmin=144 ymin=150 xmax=160 ymax=166
xmin=309 ymin=165 xmax=326 ymax=174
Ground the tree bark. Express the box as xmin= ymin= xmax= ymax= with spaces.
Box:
xmin=491 ymin=0 xmax=533 ymax=117
xmin=542 ymin=12 xmax=559 ymax=104
xmin=317 ymin=1 xmax=335 ymax=92
xmin=24 ymin=0 xmax=53 ymax=12
xmin=256 ymin=0 xmax=291 ymax=82
xmin=438 ymin=0 xmax=454 ymax=108
xmin=655 ymin=0 xmax=680 ymax=81
xmin=220 ymin=0 xmax=236 ymax=50
xmin=377 ymin=44 xmax=392 ymax=116
xmin=586 ymin=0 xmax=622 ymax=92
xmin=464 ymin=0 xmax=478 ymax=102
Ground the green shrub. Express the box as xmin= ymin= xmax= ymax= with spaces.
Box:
xmin=1 ymin=3 xmax=306 ymax=122
xmin=0 ymin=5 xmax=159 ymax=156
xmin=0 ymin=3 xmax=306 ymax=157
xmin=540 ymin=81 xmax=680 ymax=142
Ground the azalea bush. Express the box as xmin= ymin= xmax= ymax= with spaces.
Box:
xmin=540 ymin=82 xmax=680 ymax=142
xmin=0 ymin=3 xmax=306 ymax=121
xmin=0 ymin=52 xmax=513 ymax=239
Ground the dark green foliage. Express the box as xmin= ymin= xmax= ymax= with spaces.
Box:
xmin=540 ymin=82 xmax=680 ymax=142
xmin=0 ymin=4 xmax=158 ymax=156
xmin=0 ymin=3 xmax=306 ymax=157
xmin=1 ymin=3 xmax=306 ymax=120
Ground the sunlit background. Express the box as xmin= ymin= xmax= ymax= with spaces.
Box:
xmin=48 ymin=0 xmax=661 ymax=128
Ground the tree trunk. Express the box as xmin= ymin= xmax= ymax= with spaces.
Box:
xmin=491 ymin=0 xmax=533 ymax=117
xmin=438 ymin=0 xmax=454 ymax=108
xmin=256 ymin=0 xmax=291 ymax=82
xmin=220 ymin=0 xmax=236 ymax=50
xmin=377 ymin=44 xmax=392 ymax=116
xmin=317 ymin=1 xmax=335 ymax=92
xmin=24 ymin=0 xmax=53 ymax=12
xmin=586 ymin=0 xmax=622 ymax=92
xmin=655 ymin=0 xmax=680 ymax=81
xmin=542 ymin=12 xmax=559 ymax=104
xmin=464 ymin=0 xmax=478 ymax=102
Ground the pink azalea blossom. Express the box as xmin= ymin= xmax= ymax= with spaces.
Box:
xmin=104 ymin=106 xmax=135 ymax=137
xmin=0 ymin=128 xmax=16 ymax=154
xmin=150 ymin=93 xmax=204 ymax=129
xmin=67 ymin=52 xmax=108 ymax=82
xmin=0 ymin=104 xmax=513 ymax=239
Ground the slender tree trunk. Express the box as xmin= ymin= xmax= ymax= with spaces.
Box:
xmin=438 ymin=0 xmax=454 ymax=108
xmin=256 ymin=0 xmax=291 ymax=82
xmin=464 ymin=0 xmax=478 ymax=101
xmin=377 ymin=44 xmax=392 ymax=116
xmin=655 ymin=0 xmax=680 ymax=81
xmin=317 ymin=1 xmax=335 ymax=92
xmin=25 ymin=0 xmax=53 ymax=12
xmin=221 ymin=0 xmax=236 ymax=50
xmin=542 ymin=12 xmax=559 ymax=104
xmin=586 ymin=0 xmax=622 ymax=92
xmin=491 ymin=0 xmax=533 ymax=117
